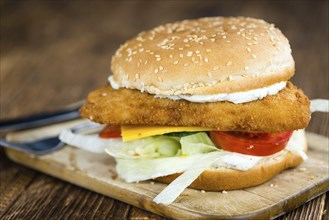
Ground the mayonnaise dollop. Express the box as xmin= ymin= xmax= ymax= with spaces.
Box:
xmin=108 ymin=75 xmax=286 ymax=104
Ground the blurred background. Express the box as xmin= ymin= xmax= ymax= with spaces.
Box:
xmin=1 ymin=0 xmax=328 ymax=135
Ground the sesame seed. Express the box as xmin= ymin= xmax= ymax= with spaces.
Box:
xmin=226 ymin=61 xmax=232 ymax=66
xmin=206 ymin=49 xmax=212 ymax=52
xmin=192 ymin=57 xmax=199 ymax=63
xmin=210 ymin=38 xmax=216 ymax=42
xmin=246 ymin=47 xmax=251 ymax=52
xmin=179 ymin=54 xmax=184 ymax=58
xmin=159 ymin=66 xmax=164 ymax=71
xmin=222 ymin=36 xmax=227 ymax=39
xmin=244 ymin=66 xmax=249 ymax=70
xmin=204 ymin=58 xmax=209 ymax=63
xmin=135 ymin=73 xmax=140 ymax=79
xmin=213 ymin=66 xmax=219 ymax=70
xmin=247 ymin=42 xmax=253 ymax=46
xmin=179 ymin=48 xmax=184 ymax=50
xmin=158 ymin=76 xmax=163 ymax=82
xmin=169 ymin=55 xmax=173 ymax=58
xmin=173 ymin=60 xmax=179 ymax=65
xmin=184 ymin=63 xmax=189 ymax=66
xmin=144 ymin=60 xmax=148 ymax=65
xmin=101 ymin=93 xmax=107 ymax=97
xmin=155 ymin=68 xmax=159 ymax=74
xmin=187 ymin=51 xmax=193 ymax=57
xmin=252 ymin=54 xmax=257 ymax=59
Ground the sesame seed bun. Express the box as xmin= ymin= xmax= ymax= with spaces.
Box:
xmin=156 ymin=131 xmax=307 ymax=191
xmin=111 ymin=17 xmax=294 ymax=95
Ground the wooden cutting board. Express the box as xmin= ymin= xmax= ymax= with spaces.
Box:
xmin=4 ymin=119 xmax=329 ymax=219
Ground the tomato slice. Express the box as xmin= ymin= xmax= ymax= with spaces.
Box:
xmin=99 ymin=125 xmax=121 ymax=138
xmin=209 ymin=131 xmax=293 ymax=156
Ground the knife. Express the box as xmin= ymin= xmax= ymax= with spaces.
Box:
xmin=0 ymin=100 xmax=85 ymax=132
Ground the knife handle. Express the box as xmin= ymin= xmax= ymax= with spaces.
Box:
xmin=0 ymin=100 xmax=85 ymax=132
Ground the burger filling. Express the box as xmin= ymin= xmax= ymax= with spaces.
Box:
xmin=99 ymin=125 xmax=294 ymax=156
xmin=59 ymin=123 xmax=307 ymax=205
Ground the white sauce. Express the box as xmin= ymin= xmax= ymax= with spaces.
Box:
xmin=108 ymin=75 xmax=121 ymax=89
xmin=108 ymin=75 xmax=286 ymax=104
xmin=156 ymin=81 xmax=287 ymax=104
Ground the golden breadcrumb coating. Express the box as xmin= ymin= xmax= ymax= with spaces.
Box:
xmin=80 ymin=82 xmax=310 ymax=132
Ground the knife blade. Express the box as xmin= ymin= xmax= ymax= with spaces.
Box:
xmin=0 ymin=100 xmax=85 ymax=132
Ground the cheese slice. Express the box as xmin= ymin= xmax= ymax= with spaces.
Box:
xmin=121 ymin=125 xmax=212 ymax=142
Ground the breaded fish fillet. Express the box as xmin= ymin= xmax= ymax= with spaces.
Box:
xmin=80 ymin=82 xmax=310 ymax=132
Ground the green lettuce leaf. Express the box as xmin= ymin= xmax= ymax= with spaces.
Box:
xmin=105 ymin=136 xmax=180 ymax=159
xmin=180 ymin=132 xmax=218 ymax=155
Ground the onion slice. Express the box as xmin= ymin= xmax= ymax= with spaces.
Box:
xmin=153 ymin=152 xmax=224 ymax=205
xmin=59 ymin=129 xmax=122 ymax=153
xmin=311 ymin=99 xmax=329 ymax=112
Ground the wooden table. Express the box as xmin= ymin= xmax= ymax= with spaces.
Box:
xmin=1 ymin=1 xmax=328 ymax=219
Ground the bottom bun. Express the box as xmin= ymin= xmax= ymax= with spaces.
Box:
xmin=156 ymin=132 xmax=307 ymax=191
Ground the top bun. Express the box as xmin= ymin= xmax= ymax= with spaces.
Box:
xmin=111 ymin=17 xmax=294 ymax=95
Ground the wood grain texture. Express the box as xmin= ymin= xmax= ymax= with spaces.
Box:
xmin=0 ymin=0 xmax=328 ymax=219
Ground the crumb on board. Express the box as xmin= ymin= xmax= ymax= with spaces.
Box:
xmin=201 ymin=190 xmax=206 ymax=193
xmin=222 ymin=190 xmax=228 ymax=194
